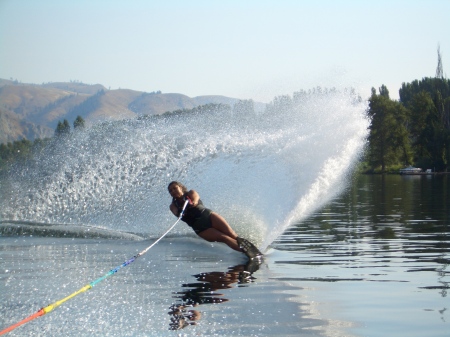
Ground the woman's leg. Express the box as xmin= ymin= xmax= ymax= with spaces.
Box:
xmin=209 ymin=212 xmax=238 ymax=239
xmin=197 ymin=227 xmax=241 ymax=252
xmin=197 ymin=212 xmax=242 ymax=252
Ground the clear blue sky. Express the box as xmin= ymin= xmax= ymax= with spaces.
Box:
xmin=1 ymin=0 xmax=449 ymax=102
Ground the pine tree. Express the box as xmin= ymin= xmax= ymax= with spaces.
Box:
xmin=55 ymin=119 xmax=71 ymax=137
xmin=73 ymin=115 xmax=86 ymax=130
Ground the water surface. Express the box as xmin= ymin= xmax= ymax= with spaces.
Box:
xmin=1 ymin=174 xmax=448 ymax=336
xmin=272 ymin=174 xmax=449 ymax=337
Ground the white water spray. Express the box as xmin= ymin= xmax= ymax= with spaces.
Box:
xmin=0 ymin=89 xmax=369 ymax=250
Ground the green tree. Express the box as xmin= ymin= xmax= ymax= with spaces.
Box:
xmin=367 ymin=86 xmax=411 ymax=172
xmin=409 ymin=92 xmax=437 ymax=163
xmin=400 ymin=77 xmax=450 ymax=171
xmin=0 ymin=139 xmax=33 ymax=170
xmin=73 ymin=115 xmax=86 ymax=130
xmin=55 ymin=119 xmax=71 ymax=137
xmin=392 ymin=101 xmax=413 ymax=166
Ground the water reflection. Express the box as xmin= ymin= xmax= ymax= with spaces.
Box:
xmin=273 ymin=175 xmax=450 ymax=297
xmin=168 ymin=259 xmax=262 ymax=330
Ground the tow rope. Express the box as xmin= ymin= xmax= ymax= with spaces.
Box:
xmin=0 ymin=200 xmax=189 ymax=335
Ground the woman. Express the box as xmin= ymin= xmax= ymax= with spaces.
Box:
xmin=168 ymin=181 xmax=262 ymax=259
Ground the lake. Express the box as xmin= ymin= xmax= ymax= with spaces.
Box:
xmin=1 ymin=174 xmax=448 ymax=336
xmin=272 ymin=173 xmax=449 ymax=337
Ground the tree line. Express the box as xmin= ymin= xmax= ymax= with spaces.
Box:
xmin=365 ymin=76 xmax=450 ymax=172
xmin=0 ymin=116 xmax=85 ymax=170
xmin=364 ymin=46 xmax=449 ymax=173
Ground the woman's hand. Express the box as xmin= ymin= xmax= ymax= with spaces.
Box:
xmin=186 ymin=190 xmax=200 ymax=206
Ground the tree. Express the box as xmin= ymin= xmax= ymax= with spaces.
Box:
xmin=0 ymin=139 xmax=33 ymax=170
xmin=400 ymin=76 xmax=450 ymax=171
xmin=409 ymin=92 xmax=437 ymax=161
xmin=392 ymin=100 xmax=413 ymax=166
xmin=55 ymin=119 xmax=71 ymax=137
xmin=73 ymin=115 xmax=86 ymax=130
xmin=233 ymin=99 xmax=254 ymax=115
xmin=378 ymin=84 xmax=390 ymax=98
xmin=367 ymin=86 xmax=411 ymax=172
xmin=418 ymin=93 xmax=447 ymax=170
xmin=265 ymin=95 xmax=293 ymax=114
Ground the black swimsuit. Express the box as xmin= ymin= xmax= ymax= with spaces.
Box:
xmin=173 ymin=195 xmax=213 ymax=234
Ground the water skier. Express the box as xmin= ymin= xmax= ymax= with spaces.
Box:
xmin=168 ymin=181 xmax=262 ymax=259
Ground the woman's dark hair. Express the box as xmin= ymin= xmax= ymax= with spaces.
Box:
xmin=168 ymin=181 xmax=188 ymax=193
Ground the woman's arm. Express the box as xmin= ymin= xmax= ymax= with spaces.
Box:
xmin=169 ymin=203 xmax=179 ymax=217
xmin=186 ymin=189 xmax=200 ymax=206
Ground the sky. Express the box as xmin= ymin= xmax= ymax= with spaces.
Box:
xmin=1 ymin=0 xmax=449 ymax=103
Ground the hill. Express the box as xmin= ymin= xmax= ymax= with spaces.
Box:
xmin=0 ymin=79 xmax=263 ymax=142
xmin=0 ymin=107 xmax=53 ymax=144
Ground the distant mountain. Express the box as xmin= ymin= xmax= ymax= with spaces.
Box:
xmin=128 ymin=92 xmax=241 ymax=115
xmin=41 ymin=81 xmax=107 ymax=95
xmin=0 ymin=79 xmax=265 ymax=143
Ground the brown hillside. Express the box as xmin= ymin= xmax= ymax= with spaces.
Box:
xmin=128 ymin=92 xmax=197 ymax=115
xmin=0 ymin=79 xmax=265 ymax=143
xmin=0 ymin=108 xmax=53 ymax=143
xmin=87 ymin=89 xmax=142 ymax=123
xmin=0 ymin=85 xmax=72 ymax=120
xmin=41 ymin=82 xmax=107 ymax=95
xmin=32 ymin=94 xmax=91 ymax=128
xmin=192 ymin=95 xmax=238 ymax=107
xmin=0 ymin=108 xmax=25 ymax=143
xmin=0 ymin=78 xmax=17 ymax=87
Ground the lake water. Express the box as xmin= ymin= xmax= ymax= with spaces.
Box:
xmin=1 ymin=174 xmax=448 ymax=336
xmin=272 ymin=173 xmax=449 ymax=337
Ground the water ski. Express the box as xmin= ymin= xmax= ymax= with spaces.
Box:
xmin=237 ymin=237 xmax=263 ymax=260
